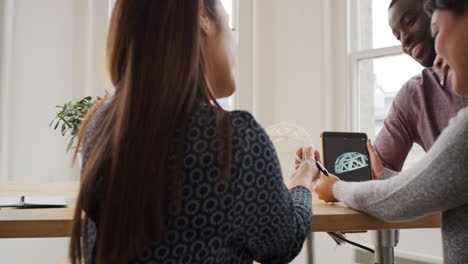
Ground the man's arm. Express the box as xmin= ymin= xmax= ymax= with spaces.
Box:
xmin=374 ymin=83 xmax=418 ymax=172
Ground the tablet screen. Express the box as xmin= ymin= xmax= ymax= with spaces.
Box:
xmin=322 ymin=133 xmax=372 ymax=182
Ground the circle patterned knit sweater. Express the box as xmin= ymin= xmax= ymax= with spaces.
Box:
xmin=81 ymin=102 xmax=313 ymax=264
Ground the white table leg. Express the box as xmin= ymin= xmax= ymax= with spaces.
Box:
xmin=372 ymin=230 xmax=399 ymax=264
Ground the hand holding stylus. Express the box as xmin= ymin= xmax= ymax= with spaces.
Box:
xmin=312 ymin=150 xmax=340 ymax=202
xmin=289 ymin=147 xmax=320 ymax=190
xmin=305 ymin=149 xmax=329 ymax=177
xmin=295 ymin=147 xmax=322 ymax=181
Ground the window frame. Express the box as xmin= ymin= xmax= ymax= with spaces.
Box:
xmin=230 ymin=0 xmax=239 ymax=109
xmin=349 ymin=45 xmax=403 ymax=131
xmin=232 ymin=0 xmax=255 ymax=113
xmin=347 ymin=0 xmax=405 ymax=132
xmin=219 ymin=0 xmax=239 ymax=110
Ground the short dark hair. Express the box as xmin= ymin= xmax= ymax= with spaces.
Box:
xmin=425 ymin=0 xmax=468 ymax=16
xmin=389 ymin=0 xmax=398 ymax=9
xmin=389 ymin=0 xmax=428 ymax=10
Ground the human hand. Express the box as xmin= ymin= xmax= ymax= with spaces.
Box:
xmin=289 ymin=146 xmax=320 ymax=190
xmin=367 ymin=139 xmax=383 ymax=179
xmin=314 ymin=173 xmax=340 ymax=203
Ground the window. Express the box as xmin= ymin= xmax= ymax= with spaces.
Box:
xmin=221 ymin=0 xmax=234 ymax=28
xmin=349 ymin=0 xmax=425 ymax=169
xmin=218 ymin=0 xmax=238 ymax=110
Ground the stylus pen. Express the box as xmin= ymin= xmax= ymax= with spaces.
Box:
xmin=315 ymin=159 xmax=330 ymax=176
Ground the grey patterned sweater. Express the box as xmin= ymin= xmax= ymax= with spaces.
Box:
xmin=333 ymin=107 xmax=468 ymax=264
xmin=81 ymin=101 xmax=313 ymax=264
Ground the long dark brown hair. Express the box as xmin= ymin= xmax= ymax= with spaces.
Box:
xmin=425 ymin=0 xmax=468 ymax=16
xmin=69 ymin=0 xmax=231 ymax=263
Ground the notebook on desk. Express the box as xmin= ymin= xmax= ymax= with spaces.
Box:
xmin=0 ymin=196 xmax=67 ymax=208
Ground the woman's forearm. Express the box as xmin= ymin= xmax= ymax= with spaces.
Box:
xmin=333 ymin=109 xmax=468 ymax=222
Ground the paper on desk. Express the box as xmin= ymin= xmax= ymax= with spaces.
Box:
xmin=0 ymin=196 xmax=21 ymax=207
xmin=0 ymin=196 xmax=67 ymax=208
xmin=23 ymin=196 xmax=67 ymax=207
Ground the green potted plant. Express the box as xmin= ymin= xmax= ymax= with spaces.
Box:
xmin=50 ymin=95 xmax=104 ymax=165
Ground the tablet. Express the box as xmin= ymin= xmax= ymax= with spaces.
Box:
xmin=321 ymin=132 xmax=373 ymax=182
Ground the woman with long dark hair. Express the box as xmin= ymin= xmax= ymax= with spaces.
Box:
xmin=316 ymin=0 xmax=468 ymax=263
xmin=69 ymin=0 xmax=319 ymax=263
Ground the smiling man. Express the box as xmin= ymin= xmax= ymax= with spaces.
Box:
xmin=372 ymin=0 xmax=468 ymax=173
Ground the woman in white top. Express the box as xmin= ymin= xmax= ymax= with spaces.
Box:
xmin=315 ymin=1 xmax=468 ymax=263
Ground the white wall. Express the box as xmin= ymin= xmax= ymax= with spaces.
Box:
xmin=2 ymin=0 xmax=76 ymax=182
xmin=0 ymin=0 xmax=5 ymax=179
xmin=250 ymin=0 xmax=325 ymax=149
xmin=0 ymin=0 xmax=109 ymax=263
xmin=0 ymin=0 xmax=109 ymax=183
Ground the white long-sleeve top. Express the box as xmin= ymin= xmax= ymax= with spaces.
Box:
xmin=334 ymin=107 xmax=468 ymax=264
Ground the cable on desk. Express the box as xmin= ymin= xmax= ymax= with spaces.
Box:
xmin=328 ymin=232 xmax=375 ymax=254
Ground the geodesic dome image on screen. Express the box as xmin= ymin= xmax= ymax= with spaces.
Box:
xmin=334 ymin=152 xmax=369 ymax=174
